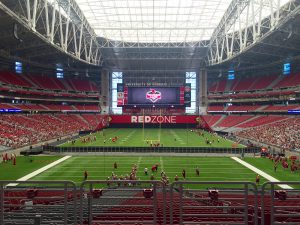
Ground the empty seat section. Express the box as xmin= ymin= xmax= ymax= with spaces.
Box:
xmin=251 ymin=75 xmax=278 ymax=90
xmin=263 ymin=105 xmax=300 ymax=111
xmin=226 ymin=105 xmax=260 ymax=111
xmin=0 ymin=71 xmax=33 ymax=87
xmin=66 ymin=78 xmax=98 ymax=92
xmin=207 ymin=105 xmax=224 ymax=111
xmin=27 ymin=75 xmax=63 ymax=90
xmin=273 ymin=73 xmax=300 ymax=88
xmin=236 ymin=116 xmax=286 ymax=128
xmin=217 ymin=115 xmax=252 ymax=128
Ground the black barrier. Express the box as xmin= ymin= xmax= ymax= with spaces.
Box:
xmin=43 ymin=145 xmax=260 ymax=154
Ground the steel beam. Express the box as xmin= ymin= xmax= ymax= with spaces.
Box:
xmin=0 ymin=0 xmax=102 ymax=66
xmin=208 ymin=0 xmax=299 ymax=66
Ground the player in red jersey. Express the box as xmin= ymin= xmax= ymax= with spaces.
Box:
xmin=196 ymin=167 xmax=200 ymax=176
xmin=255 ymin=174 xmax=260 ymax=186
xmin=151 ymin=165 xmax=156 ymax=173
xmin=84 ymin=170 xmax=88 ymax=180
xmin=12 ymin=154 xmax=16 ymax=165
xmin=182 ymin=169 xmax=186 ymax=179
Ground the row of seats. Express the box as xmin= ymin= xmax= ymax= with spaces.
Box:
xmin=216 ymin=115 xmax=253 ymax=128
xmin=208 ymin=104 xmax=300 ymax=112
xmin=0 ymin=114 xmax=104 ymax=148
xmin=209 ymin=73 xmax=300 ymax=92
xmin=0 ymin=71 xmax=99 ymax=92
xmin=211 ymin=115 xmax=286 ymax=128
xmin=208 ymin=90 xmax=297 ymax=100
xmin=201 ymin=115 xmax=222 ymax=127
xmin=0 ymin=103 xmax=100 ymax=111
xmin=236 ymin=116 xmax=286 ymax=128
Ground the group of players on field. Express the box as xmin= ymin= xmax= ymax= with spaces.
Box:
xmin=1 ymin=153 xmax=17 ymax=165
xmin=83 ymin=162 xmax=202 ymax=186
xmin=268 ymin=154 xmax=299 ymax=173
xmin=81 ymin=157 xmax=300 ymax=186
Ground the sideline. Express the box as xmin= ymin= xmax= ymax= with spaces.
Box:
xmin=6 ymin=156 xmax=72 ymax=187
xmin=231 ymin=157 xmax=293 ymax=189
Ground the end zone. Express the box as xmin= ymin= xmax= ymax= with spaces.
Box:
xmin=6 ymin=155 xmax=72 ymax=187
xmin=231 ymin=157 xmax=293 ymax=189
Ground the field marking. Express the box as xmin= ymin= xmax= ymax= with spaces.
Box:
xmin=160 ymin=157 xmax=164 ymax=171
xmin=231 ymin=157 xmax=293 ymax=189
xmin=57 ymin=164 xmax=242 ymax=168
xmin=137 ymin=156 xmax=142 ymax=168
xmin=122 ymin=130 xmax=136 ymax=142
xmin=169 ymin=130 xmax=185 ymax=145
xmin=6 ymin=156 xmax=72 ymax=187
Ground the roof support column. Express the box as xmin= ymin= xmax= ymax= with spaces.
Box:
xmin=100 ymin=69 xmax=110 ymax=115
xmin=198 ymin=69 xmax=208 ymax=115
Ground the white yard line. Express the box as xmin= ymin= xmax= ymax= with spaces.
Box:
xmin=6 ymin=156 xmax=71 ymax=187
xmin=160 ymin=156 xmax=164 ymax=171
xmin=231 ymin=157 xmax=293 ymax=189
xmin=122 ymin=130 xmax=136 ymax=142
xmin=170 ymin=130 xmax=185 ymax=145
xmin=137 ymin=156 xmax=142 ymax=169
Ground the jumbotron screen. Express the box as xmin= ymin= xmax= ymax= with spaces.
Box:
xmin=117 ymin=85 xmax=191 ymax=107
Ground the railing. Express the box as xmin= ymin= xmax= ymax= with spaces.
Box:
xmin=44 ymin=145 xmax=260 ymax=155
xmin=0 ymin=181 xmax=77 ymax=225
xmin=1 ymin=181 xmax=300 ymax=225
xmin=79 ymin=180 xmax=166 ymax=225
xmin=169 ymin=181 xmax=258 ymax=225
xmin=261 ymin=182 xmax=300 ymax=225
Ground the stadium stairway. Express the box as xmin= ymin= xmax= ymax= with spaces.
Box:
xmin=265 ymin=75 xmax=283 ymax=89
xmin=224 ymin=80 xmax=233 ymax=92
xmin=213 ymin=115 xmax=253 ymax=132
xmin=219 ymin=116 xmax=261 ymax=133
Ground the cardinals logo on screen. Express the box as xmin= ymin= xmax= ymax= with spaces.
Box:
xmin=146 ymin=89 xmax=161 ymax=103
xmin=185 ymin=85 xmax=191 ymax=92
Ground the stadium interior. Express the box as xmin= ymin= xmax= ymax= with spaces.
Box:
xmin=0 ymin=0 xmax=300 ymax=224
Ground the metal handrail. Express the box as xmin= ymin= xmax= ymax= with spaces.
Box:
xmin=169 ymin=181 xmax=258 ymax=225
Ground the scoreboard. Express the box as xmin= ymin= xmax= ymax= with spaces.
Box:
xmin=117 ymin=84 xmax=191 ymax=107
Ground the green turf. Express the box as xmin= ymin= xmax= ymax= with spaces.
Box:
xmin=61 ymin=128 xmax=243 ymax=148
xmin=244 ymin=157 xmax=300 ymax=188
xmin=30 ymin=156 xmax=266 ymax=189
xmin=0 ymin=156 xmax=61 ymax=180
xmin=2 ymin=155 xmax=300 ymax=189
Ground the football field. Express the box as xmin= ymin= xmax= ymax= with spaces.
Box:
xmin=61 ymin=128 xmax=242 ymax=148
xmin=2 ymin=156 xmax=300 ymax=188
xmin=31 ymin=156 xmax=264 ymax=188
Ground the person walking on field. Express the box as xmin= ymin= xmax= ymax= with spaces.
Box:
xmin=196 ymin=167 xmax=200 ymax=176
xmin=255 ymin=174 xmax=260 ymax=186
xmin=84 ymin=170 xmax=88 ymax=180
xmin=182 ymin=169 xmax=186 ymax=179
